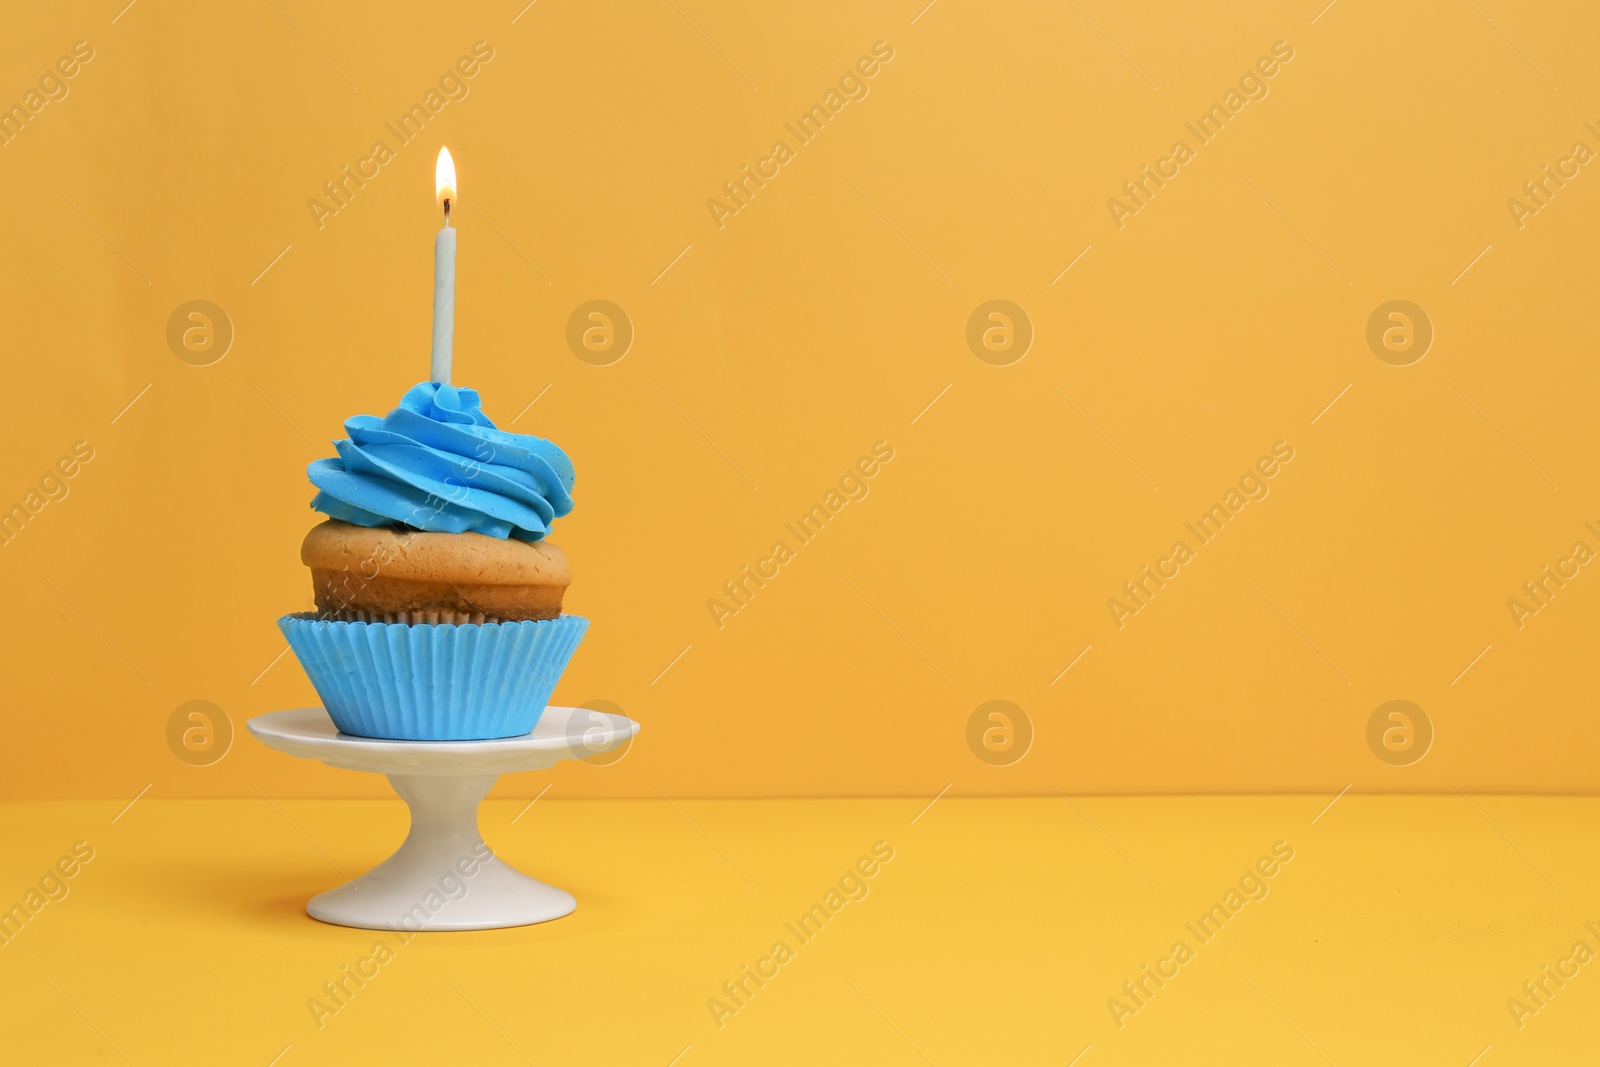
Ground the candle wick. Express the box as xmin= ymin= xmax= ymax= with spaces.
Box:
xmin=442 ymin=197 xmax=451 ymax=221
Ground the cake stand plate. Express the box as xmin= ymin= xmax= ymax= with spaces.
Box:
xmin=247 ymin=706 xmax=638 ymax=932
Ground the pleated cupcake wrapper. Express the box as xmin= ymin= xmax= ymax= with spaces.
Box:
xmin=278 ymin=612 xmax=588 ymax=741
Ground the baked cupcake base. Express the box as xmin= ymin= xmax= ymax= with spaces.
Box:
xmin=318 ymin=608 xmax=513 ymax=625
xmin=302 ymin=520 xmax=571 ymax=622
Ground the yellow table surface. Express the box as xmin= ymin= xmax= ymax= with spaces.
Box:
xmin=4 ymin=796 xmax=1598 ymax=1065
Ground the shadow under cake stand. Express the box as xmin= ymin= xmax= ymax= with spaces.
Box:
xmin=247 ymin=706 xmax=638 ymax=932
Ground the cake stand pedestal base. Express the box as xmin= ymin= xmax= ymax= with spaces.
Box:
xmin=248 ymin=706 xmax=638 ymax=932
xmin=307 ymin=773 xmax=576 ymax=930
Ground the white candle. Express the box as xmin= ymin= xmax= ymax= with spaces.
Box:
xmin=431 ymin=147 xmax=457 ymax=385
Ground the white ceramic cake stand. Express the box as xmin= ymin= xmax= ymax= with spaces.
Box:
xmin=247 ymin=706 xmax=638 ymax=932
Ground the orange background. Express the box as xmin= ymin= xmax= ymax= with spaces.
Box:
xmin=2 ymin=0 xmax=1597 ymax=798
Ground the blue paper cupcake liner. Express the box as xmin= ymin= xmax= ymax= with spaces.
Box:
xmin=278 ymin=613 xmax=588 ymax=741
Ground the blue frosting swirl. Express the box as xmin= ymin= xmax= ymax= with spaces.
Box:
xmin=308 ymin=382 xmax=574 ymax=541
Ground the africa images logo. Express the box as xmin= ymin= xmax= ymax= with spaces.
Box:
xmin=706 ymin=42 xmax=896 ymax=229
xmin=1105 ymin=41 xmax=1295 ymax=229
xmin=1107 ymin=442 xmax=1295 ymax=629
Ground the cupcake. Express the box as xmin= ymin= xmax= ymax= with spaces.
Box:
xmin=279 ymin=382 xmax=587 ymax=741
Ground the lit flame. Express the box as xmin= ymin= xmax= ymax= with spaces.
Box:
xmin=435 ymin=147 xmax=456 ymax=206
